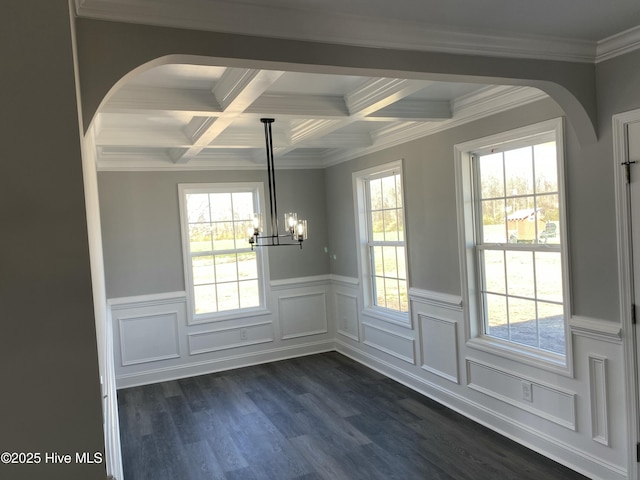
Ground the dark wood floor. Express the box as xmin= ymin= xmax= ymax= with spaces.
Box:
xmin=118 ymin=352 xmax=588 ymax=480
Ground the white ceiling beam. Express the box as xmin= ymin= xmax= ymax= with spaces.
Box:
xmin=297 ymin=133 xmax=373 ymax=149
xmin=100 ymin=86 xmax=221 ymax=116
xmin=290 ymin=119 xmax=343 ymax=144
xmin=245 ymin=94 xmax=349 ymax=118
xmin=95 ymin=128 xmax=192 ymax=148
xmin=207 ymin=131 xmax=290 ymax=148
xmin=174 ymin=68 xmax=284 ymax=163
xmin=183 ymin=116 xmax=217 ymax=143
xmin=365 ymin=99 xmax=452 ymax=121
xmin=269 ymin=78 xmax=429 ymax=157
xmin=345 ymin=78 xmax=430 ymax=117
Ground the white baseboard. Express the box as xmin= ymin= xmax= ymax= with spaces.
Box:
xmin=116 ymin=339 xmax=335 ymax=389
xmin=335 ymin=339 xmax=627 ymax=480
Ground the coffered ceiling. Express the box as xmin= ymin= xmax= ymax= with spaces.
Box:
xmin=93 ymin=66 xmax=546 ymax=170
xmin=78 ymin=0 xmax=640 ymax=170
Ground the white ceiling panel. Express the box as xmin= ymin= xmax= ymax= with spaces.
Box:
xmin=92 ymin=62 xmax=548 ymax=170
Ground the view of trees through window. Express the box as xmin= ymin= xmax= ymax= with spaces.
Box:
xmin=366 ymin=172 xmax=408 ymax=313
xmin=475 ymin=140 xmax=566 ymax=355
xmin=184 ymin=189 xmax=260 ymax=315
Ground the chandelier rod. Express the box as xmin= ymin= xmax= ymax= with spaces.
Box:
xmin=262 ymin=118 xmax=279 ymax=239
xmin=249 ymin=118 xmax=307 ymax=249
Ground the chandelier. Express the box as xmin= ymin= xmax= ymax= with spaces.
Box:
xmin=249 ymin=118 xmax=308 ymax=249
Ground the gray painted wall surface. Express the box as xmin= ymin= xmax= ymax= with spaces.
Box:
xmin=0 ymin=2 xmax=105 ymax=480
xmin=75 ymin=18 xmax=597 ymax=144
xmin=0 ymin=3 xmax=637 ymax=477
xmin=326 ymin=98 xmax=568 ymax=297
xmin=75 ymin=17 xmax=628 ymax=322
xmin=98 ymin=169 xmax=329 ymax=298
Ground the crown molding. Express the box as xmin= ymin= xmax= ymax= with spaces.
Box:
xmin=76 ymin=0 xmax=603 ymax=63
xmin=96 ymin=147 xmax=327 ymax=170
xmin=95 ymin=85 xmax=547 ymax=171
xmin=596 ymin=25 xmax=640 ymax=63
xmin=322 ymin=86 xmax=547 ymax=167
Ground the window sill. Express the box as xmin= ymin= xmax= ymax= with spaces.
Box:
xmin=362 ymin=307 xmax=412 ymax=329
xmin=189 ymin=306 xmax=271 ymax=326
xmin=466 ymin=335 xmax=572 ymax=377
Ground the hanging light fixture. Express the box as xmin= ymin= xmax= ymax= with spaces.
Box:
xmin=248 ymin=118 xmax=308 ymax=249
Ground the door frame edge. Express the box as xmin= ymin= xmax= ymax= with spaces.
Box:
xmin=613 ymin=109 xmax=640 ymax=480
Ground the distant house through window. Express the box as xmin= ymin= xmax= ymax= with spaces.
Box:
xmin=455 ymin=118 xmax=570 ymax=369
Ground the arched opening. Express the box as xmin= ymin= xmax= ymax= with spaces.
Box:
xmin=75 ymin=21 xmax=602 ymax=478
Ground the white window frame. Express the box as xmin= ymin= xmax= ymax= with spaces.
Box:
xmin=454 ymin=118 xmax=573 ymax=375
xmin=353 ymin=160 xmax=410 ymax=326
xmin=178 ymin=182 xmax=270 ymax=325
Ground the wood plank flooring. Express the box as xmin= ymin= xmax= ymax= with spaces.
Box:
xmin=118 ymin=352 xmax=588 ymax=480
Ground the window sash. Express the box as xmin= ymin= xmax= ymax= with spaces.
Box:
xmin=179 ymin=183 xmax=266 ymax=322
xmin=470 ymin=130 xmax=567 ymax=357
xmin=364 ymin=172 xmax=407 ymax=313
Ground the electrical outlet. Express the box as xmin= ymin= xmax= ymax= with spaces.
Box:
xmin=240 ymin=328 xmax=248 ymax=340
xmin=521 ymin=381 xmax=533 ymax=402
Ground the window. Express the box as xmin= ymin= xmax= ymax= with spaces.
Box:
xmin=455 ymin=119 xmax=570 ymax=368
xmin=179 ymin=183 xmax=267 ymax=323
xmin=354 ymin=161 xmax=409 ymax=321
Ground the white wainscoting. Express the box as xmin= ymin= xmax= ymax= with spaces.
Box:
xmin=589 ymin=355 xmax=610 ymax=446
xmin=335 ymin=291 xmax=360 ymax=341
xmin=466 ymin=358 xmax=577 ymax=430
xmin=419 ymin=314 xmax=459 ymax=383
xmin=110 ymin=276 xmax=335 ymax=388
xmin=362 ymin=321 xmax=415 ymax=364
xmin=119 ymin=312 xmax=181 ymax=366
xmin=188 ymin=321 xmax=274 ymax=355
xmin=108 ymin=277 xmax=630 ymax=480
xmin=331 ymin=283 xmax=629 ymax=480
xmin=110 ymin=292 xmax=187 ymax=372
xmin=411 ymin=288 xmax=464 ymax=384
xmin=278 ymin=292 xmax=328 ymax=340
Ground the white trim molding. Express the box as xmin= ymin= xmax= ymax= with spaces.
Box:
xmin=188 ymin=320 xmax=274 ymax=355
xmin=408 ymin=287 xmax=463 ymax=311
xmin=271 ymin=274 xmax=332 ymax=290
xmin=75 ymin=0 xmax=602 ymax=63
xmin=118 ymin=340 xmax=335 ymax=389
xmin=466 ymin=358 xmax=577 ymax=431
xmin=588 ymin=355 xmax=610 ymax=446
xmin=568 ymin=316 xmax=622 ymax=343
xmin=118 ymin=311 xmax=181 ymax=365
xmin=419 ymin=314 xmax=459 ymax=384
xmin=329 ymin=274 xmax=360 ymax=287
xmin=454 ymin=117 xmax=573 ymax=376
xmin=108 ymin=290 xmax=186 ymax=309
xmin=612 ymin=109 xmax=640 ymax=480
xmin=597 ymin=25 xmax=640 ymax=63
xmin=362 ymin=321 xmax=415 ymax=364
xmin=335 ymin=339 xmax=627 ymax=480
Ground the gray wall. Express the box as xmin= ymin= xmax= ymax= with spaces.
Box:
xmin=0 ymin=3 xmax=637 ymax=477
xmin=99 ymin=81 xmax=637 ymax=323
xmin=74 ymin=17 xmax=628 ymax=323
xmin=98 ymin=169 xmax=329 ymax=298
xmin=75 ymin=18 xmax=597 ymax=144
xmin=325 ymin=92 xmax=623 ymax=322
xmin=326 ymin=98 xmax=569 ymax=296
xmin=0 ymin=2 xmax=105 ymax=479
